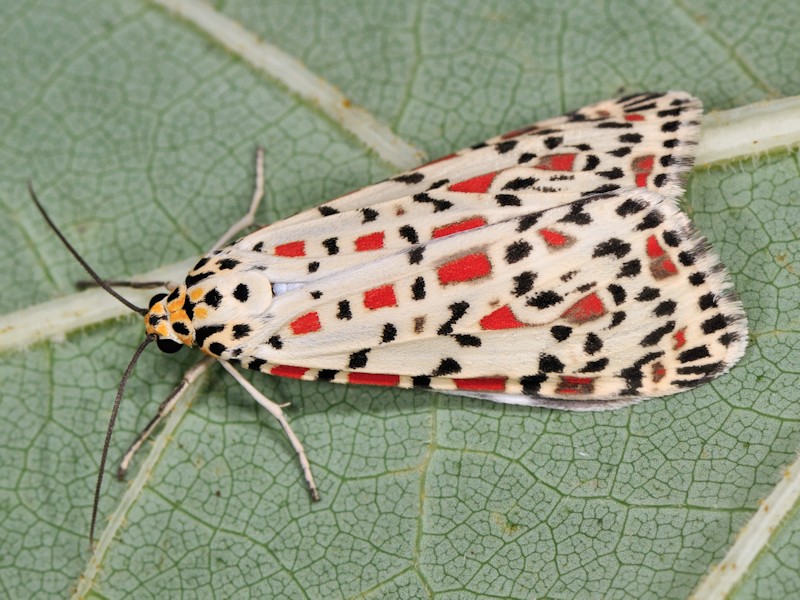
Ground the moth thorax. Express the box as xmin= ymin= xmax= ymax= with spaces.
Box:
xmin=182 ymin=269 xmax=274 ymax=342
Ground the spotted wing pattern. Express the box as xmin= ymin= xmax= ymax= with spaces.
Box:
xmin=227 ymin=92 xmax=702 ymax=287
xmin=172 ymin=91 xmax=746 ymax=408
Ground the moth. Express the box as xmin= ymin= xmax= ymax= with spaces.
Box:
xmin=31 ymin=91 xmax=747 ymax=545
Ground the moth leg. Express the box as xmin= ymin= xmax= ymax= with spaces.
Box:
xmin=219 ymin=360 xmax=320 ymax=502
xmin=117 ymin=356 xmax=215 ymax=480
xmin=209 ymin=146 xmax=266 ymax=252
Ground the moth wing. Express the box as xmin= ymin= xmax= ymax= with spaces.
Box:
xmin=225 ymin=188 xmax=746 ymax=405
xmin=229 ymin=93 xmax=702 ymax=287
xmin=254 ymin=91 xmax=700 ymax=235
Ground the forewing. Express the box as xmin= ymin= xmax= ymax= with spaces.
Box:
xmin=252 ymin=91 xmax=700 ymax=234
xmin=227 ymin=188 xmax=746 ymax=403
xmin=192 ymin=91 xmax=745 ymax=405
xmin=229 ymin=93 xmax=702 ymax=287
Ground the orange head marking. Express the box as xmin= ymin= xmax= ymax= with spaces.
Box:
xmin=144 ymin=286 xmax=195 ymax=353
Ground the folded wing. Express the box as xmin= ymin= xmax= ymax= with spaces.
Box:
xmin=192 ymin=91 xmax=745 ymax=406
xmin=231 ymin=188 xmax=745 ymax=404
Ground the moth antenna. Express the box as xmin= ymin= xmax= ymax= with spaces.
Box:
xmin=90 ymin=334 xmax=155 ymax=549
xmin=75 ymin=279 xmax=172 ymax=291
xmin=27 ymin=182 xmax=148 ymax=316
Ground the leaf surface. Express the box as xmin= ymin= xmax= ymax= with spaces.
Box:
xmin=1 ymin=1 xmax=798 ymax=598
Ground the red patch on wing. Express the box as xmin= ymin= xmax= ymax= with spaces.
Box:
xmin=274 ymin=241 xmax=306 ymax=257
xmin=437 ymin=252 xmax=492 ymax=285
xmin=355 ymin=231 xmax=385 ymax=252
xmin=673 ymin=328 xmax=687 ymax=350
xmin=271 ymin=365 xmax=309 ymax=379
xmin=535 ymin=153 xmax=577 ymax=171
xmin=432 ymin=217 xmax=487 ymax=239
xmin=363 ymin=284 xmax=397 ymax=310
xmin=556 ymin=376 xmax=595 ymax=395
xmin=348 ymin=372 xmax=401 ymax=387
xmin=647 ymin=237 xmax=679 ymax=279
xmin=646 ymin=234 xmax=665 ymax=258
xmin=501 ymin=124 xmax=539 ymax=139
xmin=290 ymin=312 xmax=321 ymax=335
xmin=419 ymin=153 xmax=456 ymax=168
xmin=651 ymin=362 xmax=666 ymax=383
xmin=650 ymin=258 xmax=678 ymax=279
xmin=561 ymin=293 xmax=606 ymax=324
xmin=448 ymin=172 xmax=497 ymax=193
xmin=479 ymin=305 xmax=526 ymax=330
xmin=632 ymin=154 xmax=654 ymax=187
xmin=538 ymin=228 xmax=572 ymax=248
xmin=646 ymin=235 xmax=678 ymax=278
xmin=454 ymin=377 xmax=507 ymax=392
xmin=625 ymin=114 xmax=645 ymax=121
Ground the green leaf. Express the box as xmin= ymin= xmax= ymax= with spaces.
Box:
xmin=1 ymin=1 xmax=798 ymax=598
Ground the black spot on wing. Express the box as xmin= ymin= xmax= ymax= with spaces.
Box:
xmin=505 ymin=240 xmax=532 ymax=264
xmin=195 ymin=325 xmax=224 ymax=347
xmin=232 ymin=323 xmax=251 ymax=339
xmin=381 ymin=323 xmax=397 ymax=343
xmin=204 ymin=289 xmax=222 ymax=308
xmin=399 ymin=225 xmax=419 ymax=244
xmin=185 ymin=271 xmax=213 ymax=287
xmin=538 ymin=354 xmax=564 ymax=373
xmin=513 ymin=271 xmax=536 ymax=296
xmin=496 ymin=140 xmax=518 ymax=153
xmin=218 ymin=258 xmax=239 ymax=270
xmin=413 ymin=192 xmax=452 ymax=212
xmin=208 ymin=342 xmax=226 ymax=356
xmin=431 ymin=358 xmax=461 ymax=376
xmin=361 ymin=208 xmax=379 ymax=223
xmin=233 ymin=284 xmax=249 ymax=302
xmin=393 ymin=172 xmax=425 ymax=184
xmin=349 ymin=349 xmax=370 ymax=369
xmin=323 ymin=238 xmax=339 ymax=255
xmin=594 ymin=238 xmax=631 ymax=259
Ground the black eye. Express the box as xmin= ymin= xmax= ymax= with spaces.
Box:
xmin=157 ymin=338 xmax=184 ymax=353
xmin=149 ymin=293 xmax=168 ymax=309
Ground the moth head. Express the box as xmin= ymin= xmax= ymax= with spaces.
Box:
xmin=144 ymin=288 xmax=193 ymax=353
